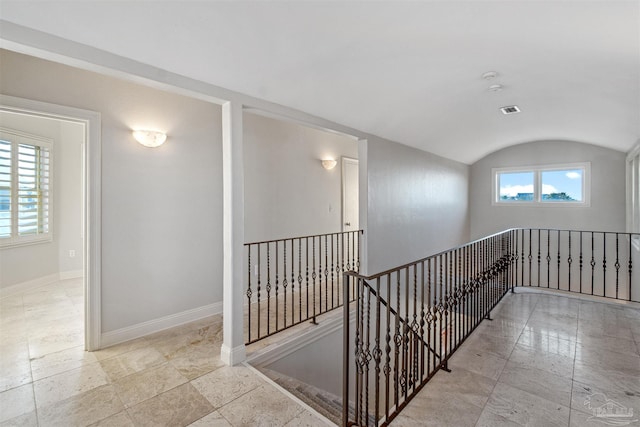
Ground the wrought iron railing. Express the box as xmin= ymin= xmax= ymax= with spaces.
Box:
xmin=245 ymin=230 xmax=363 ymax=344
xmin=511 ymin=229 xmax=638 ymax=301
xmin=342 ymin=228 xmax=639 ymax=426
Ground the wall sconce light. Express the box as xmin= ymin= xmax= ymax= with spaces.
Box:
xmin=321 ymin=159 xmax=337 ymax=170
xmin=133 ymin=130 xmax=167 ymax=148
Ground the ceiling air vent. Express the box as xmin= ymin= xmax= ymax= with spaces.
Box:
xmin=500 ymin=105 xmax=521 ymax=115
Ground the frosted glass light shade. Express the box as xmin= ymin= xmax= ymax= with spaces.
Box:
xmin=322 ymin=159 xmax=337 ymax=170
xmin=133 ymin=130 xmax=167 ymax=148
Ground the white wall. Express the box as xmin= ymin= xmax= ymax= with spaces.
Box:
xmin=363 ymin=137 xmax=470 ymax=274
xmin=0 ymin=112 xmax=83 ymax=287
xmin=244 ymin=112 xmax=357 ymax=242
xmin=470 ymin=140 xmax=626 ymax=239
xmin=57 ymin=121 xmax=84 ymax=276
xmin=0 ymin=50 xmax=223 ymax=332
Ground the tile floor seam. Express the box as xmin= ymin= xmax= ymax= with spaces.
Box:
xmin=474 ymin=293 xmax=539 ymax=427
xmin=567 ymin=302 xmax=585 ymax=427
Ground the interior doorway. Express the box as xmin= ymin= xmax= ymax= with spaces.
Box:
xmin=0 ymin=95 xmax=101 ymax=351
xmin=342 ymin=157 xmax=359 ymax=233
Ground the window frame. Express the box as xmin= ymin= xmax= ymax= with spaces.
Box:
xmin=492 ymin=162 xmax=591 ymax=207
xmin=0 ymin=128 xmax=54 ymax=248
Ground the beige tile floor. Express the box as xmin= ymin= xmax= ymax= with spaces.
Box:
xmin=0 ymin=278 xmax=331 ymax=427
xmin=390 ymin=290 xmax=640 ymax=427
xmin=2 ymin=279 xmax=639 ymax=427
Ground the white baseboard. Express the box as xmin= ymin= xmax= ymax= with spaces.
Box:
xmin=221 ymin=343 xmax=247 ymax=366
xmin=100 ymin=301 xmax=223 ymax=349
xmin=59 ymin=270 xmax=83 ymax=280
xmin=0 ymin=273 xmax=59 ymax=299
xmin=247 ymin=308 xmax=355 ymax=367
xmin=513 ymin=287 xmax=640 ymax=309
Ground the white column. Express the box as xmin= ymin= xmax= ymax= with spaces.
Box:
xmin=221 ymin=101 xmax=246 ymax=365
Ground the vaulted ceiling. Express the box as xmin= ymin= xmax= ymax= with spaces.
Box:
xmin=1 ymin=1 xmax=638 ymax=164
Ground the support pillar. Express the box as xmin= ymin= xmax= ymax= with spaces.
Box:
xmin=221 ymin=101 xmax=246 ymax=365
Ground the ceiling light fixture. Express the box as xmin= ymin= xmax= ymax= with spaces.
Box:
xmin=133 ymin=130 xmax=167 ymax=148
xmin=488 ymin=84 xmax=503 ymax=92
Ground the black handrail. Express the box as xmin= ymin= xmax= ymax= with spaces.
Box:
xmin=342 ymin=228 xmax=638 ymax=426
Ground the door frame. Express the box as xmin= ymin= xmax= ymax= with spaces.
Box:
xmin=341 ymin=157 xmax=359 ymax=232
xmin=1 ymin=95 xmax=102 ymax=351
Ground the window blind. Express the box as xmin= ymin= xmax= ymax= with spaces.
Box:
xmin=0 ymin=129 xmax=52 ymax=246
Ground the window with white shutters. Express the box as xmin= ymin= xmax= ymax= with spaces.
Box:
xmin=0 ymin=128 xmax=52 ymax=247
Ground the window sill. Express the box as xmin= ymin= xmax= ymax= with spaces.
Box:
xmin=0 ymin=236 xmax=53 ymax=250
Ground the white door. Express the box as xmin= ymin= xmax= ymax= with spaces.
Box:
xmin=342 ymin=157 xmax=359 ymax=232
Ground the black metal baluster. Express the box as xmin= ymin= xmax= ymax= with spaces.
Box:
xmin=374 ymin=277 xmax=382 ymax=424
xmin=393 ymin=271 xmax=401 ymax=409
xmin=355 ymin=278 xmax=362 ymax=426
xmin=357 ymin=230 xmax=361 ymax=271
xmin=602 ymin=233 xmax=607 ymax=297
xmin=546 ymin=229 xmax=551 ymax=288
xmin=520 ymin=229 xmax=525 ymax=287
xmin=579 ymin=232 xmax=583 ymax=294
xmin=557 ymin=230 xmax=561 ymax=289
xmin=403 ymin=268 xmax=409 ymax=398
xmin=305 ymin=238 xmax=309 ymax=321
xmin=364 ymin=287 xmax=371 ymax=426
xmin=257 ymin=245 xmax=261 ymax=341
xmin=464 ymin=245 xmax=473 ymax=335
xmin=291 ymin=239 xmax=295 ymax=325
xmin=283 ymin=241 xmax=288 ymax=327
xmin=419 ymin=261 xmax=425 ymax=383
xmin=346 ymin=232 xmax=352 ymax=271
xmin=629 ymin=235 xmax=634 ymax=301
xmin=247 ymin=245 xmax=252 ymax=341
xmin=340 ymin=232 xmax=345 ymax=305
xmin=298 ymin=239 xmax=303 ymax=323
xmin=331 ymin=234 xmax=335 ymax=309
xmin=384 ymin=273 xmax=391 ymax=421
xmin=568 ymin=231 xmax=573 ymax=292
xmin=528 ymin=229 xmax=533 ymax=287
xmin=267 ymin=243 xmax=272 ymax=335
xmin=318 ymin=236 xmax=323 ymax=313
xmin=456 ymin=248 xmax=461 ymax=349
xmin=325 ymin=235 xmax=329 ymax=313
xmin=615 ymin=233 xmax=620 ymax=300
xmin=412 ymin=263 xmax=418 ymax=392
xmin=590 ymin=232 xmax=595 ymax=296
xmin=275 ymin=242 xmax=280 ymax=330
xmin=448 ymin=251 xmax=453 ymax=354
xmin=514 ymin=229 xmax=519 ymax=290
xmin=535 ymin=229 xmax=539 ymax=287
xmin=428 ymin=259 xmax=434 ymax=376
xmin=312 ymin=237 xmax=317 ymax=324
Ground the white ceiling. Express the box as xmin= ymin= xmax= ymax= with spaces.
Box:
xmin=1 ymin=1 xmax=639 ymax=164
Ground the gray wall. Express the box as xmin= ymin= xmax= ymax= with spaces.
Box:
xmin=470 ymin=140 xmax=626 ymax=239
xmin=0 ymin=50 xmax=224 ymax=332
xmin=364 ymin=137 xmax=470 ymax=274
xmin=244 ymin=113 xmax=357 ymax=242
xmin=0 ymin=113 xmax=83 ymax=287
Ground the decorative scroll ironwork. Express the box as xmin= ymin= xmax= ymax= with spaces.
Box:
xmin=343 ymin=228 xmax=638 ymax=427
xmin=244 ymin=230 xmax=363 ymax=344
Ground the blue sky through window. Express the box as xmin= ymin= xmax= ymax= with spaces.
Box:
xmin=499 ymin=171 xmax=534 ymax=201
xmin=498 ymin=168 xmax=583 ymax=202
xmin=541 ymin=169 xmax=582 ymax=201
